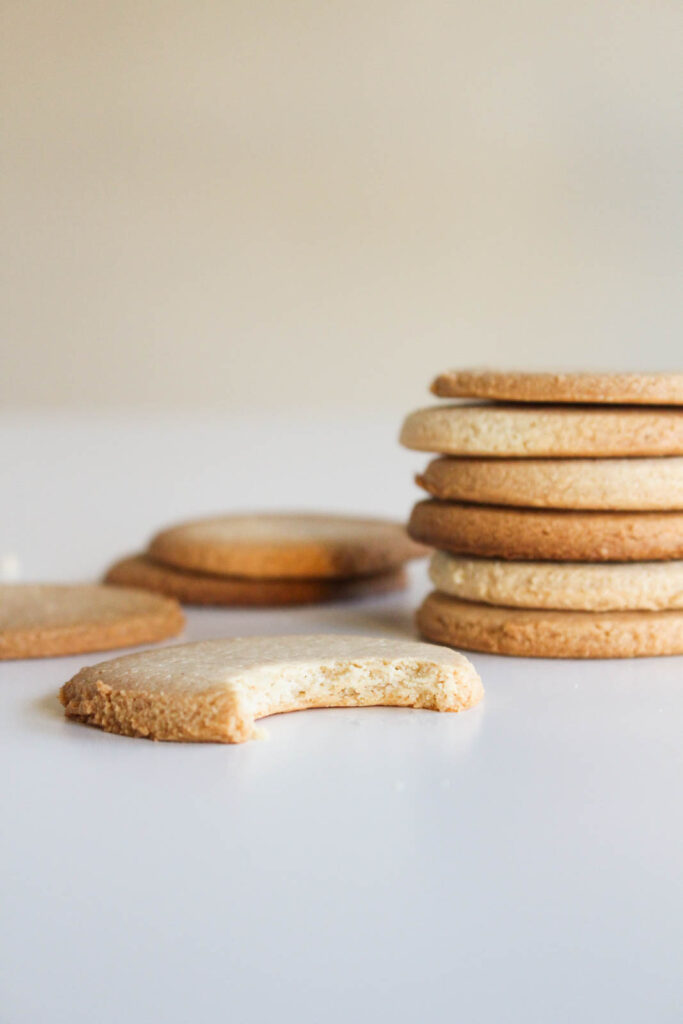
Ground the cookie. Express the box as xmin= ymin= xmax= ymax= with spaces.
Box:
xmin=416 ymin=456 xmax=683 ymax=511
xmin=399 ymin=404 xmax=683 ymax=457
xmin=408 ymin=499 xmax=683 ymax=562
xmin=430 ymin=550 xmax=683 ymax=611
xmin=60 ymin=635 xmax=483 ymax=742
xmin=430 ymin=369 xmax=683 ymax=406
xmin=417 ymin=591 xmax=683 ymax=658
xmin=105 ymin=554 xmax=407 ymax=605
xmin=0 ymin=584 xmax=184 ymax=660
xmin=148 ymin=513 xmax=426 ymax=579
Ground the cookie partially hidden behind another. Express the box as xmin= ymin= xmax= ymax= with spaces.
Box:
xmin=148 ymin=513 xmax=426 ymax=579
xmin=106 ymin=554 xmax=407 ymax=606
xmin=60 ymin=635 xmax=483 ymax=743
xmin=0 ymin=584 xmax=184 ymax=660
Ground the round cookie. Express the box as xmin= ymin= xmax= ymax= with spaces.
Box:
xmin=408 ymin=500 xmax=683 ymax=562
xmin=149 ymin=513 xmax=426 ymax=579
xmin=0 ymin=584 xmax=184 ymax=660
xmin=106 ymin=554 xmax=407 ymax=605
xmin=399 ymin=403 xmax=683 ymax=457
xmin=416 ymin=456 xmax=683 ymax=511
xmin=429 ymin=550 xmax=683 ymax=611
xmin=417 ymin=591 xmax=683 ymax=659
xmin=430 ymin=369 xmax=683 ymax=406
xmin=60 ymin=635 xmax=483 ymax=743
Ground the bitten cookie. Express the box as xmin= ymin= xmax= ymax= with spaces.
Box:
xmin=0 ymin=584 xmax=184 ymax=660
xmin=430 ymin=369 xmax=683 ymax=406
xmin=429 ymin=550 xmax=683 ymax=611
xmin=417 ymin=591 xmax=683 ymax=659
xmin=149 ymin=513 xmax=426 ymax=579
xmin=408 ymin=500 xmax=683 ymax=562
xmin=400 ymin=404 xmax=683 ymax=457
xmin=105 ymin=554 xmax=407 ymax=605
xmin=60 ymin=635 xmax=483 ymax=743
xmin=417 ymin=456 xmax=683 ymax=511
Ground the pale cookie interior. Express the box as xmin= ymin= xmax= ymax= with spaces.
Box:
xmin=60 ymin=635 xmax=483 ymax=743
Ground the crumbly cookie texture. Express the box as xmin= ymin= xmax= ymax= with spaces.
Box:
xmin=430 ymin=369 xmax=683 ymax=406
xmin=430 ymin=551 xmax=683 ymax=612
xmin=148 ymin=513 xmax=427 ymax=579
xmin=417 ymin=591 xmax=683 ymax=659
xmin=408 ymin=499 xmax=683 ymax=562
xmin=105 ymin=554 xmax=407 ymax=606
xmin=416 ymin=456 xmax=683 ymax=511
xmin=60 ymin=635 xmax=483 ymax=743
xmin=0 ymin=584 xmax=184 ymax=660
xmin=399 ymin=403 xmax=683 ymax=457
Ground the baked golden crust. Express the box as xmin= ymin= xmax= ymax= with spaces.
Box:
xmin=60 ymin=635 xmax=484 ymax=742
xmin=148 ymin=513 xmax=426 ymax=579
xmin=408 ymin=499 xmax=683 ymax=562
xmin=417 ymin=591 xmax=683 ymax=658
xmin=416 ymin=456 xmax=683 ymax=511
xmin=0 ymin=584 xmax=184 ymax=660
xmin=430 ymin=369 xmax=683 ymax=406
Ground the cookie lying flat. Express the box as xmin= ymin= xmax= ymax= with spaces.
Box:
xmin=106 ymin=554 xmax=407 ymax=605
xmin=60 ymin=635 xmax=483 ymax=743
xmin=430 ymin=369 xmax=683 ymax=406
xmin=417 ymin=456 xmax=683 ymax=511
xmin=430 ymin=551 xmax=683 ymax=611
xmin=0 ymin=584 xmax=184 ymax=660
xmin=408 ymin=500 xmax=683 ymax=562
xmin=400 ymin=404 xmax=683 ymax=457
xmin=149 ymin=513 xmax=425 ymax=579
xmin=417 ymin=591 xmax=683 ymax=659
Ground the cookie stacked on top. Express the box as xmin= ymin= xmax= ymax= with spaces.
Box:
xmin=400 ymin=370 xmax=683 ymax=658
xmin=106 ymin=513 xmax=426 ymax=606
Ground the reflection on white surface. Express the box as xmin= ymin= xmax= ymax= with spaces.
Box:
xmin=0 ymin=552 xmax=22 ymax=581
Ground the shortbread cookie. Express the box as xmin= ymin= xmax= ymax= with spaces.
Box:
xmin=106 ymin=554 xmax=407 ymax=605
xmin=60 ymin=635 xmax=483 ymax=742
xmin=430 ymin=551 xmax=683 ymax=611
xmin=417 ymin=456 xmax=683 ymax=511
xmin=417 ymin=591 xmax=683 ymax=658
xmin=408 ymin=500 xmax=683 ymax=562
xmin=430 ymin=369 xmax=683 ymax=406
xmin=0 ymin=584 xmax=184 ymax=660
xmin=400 ymin=404 xmax=683 ymax=457
xmin=149 ymin=513 xmax=426 ymax=579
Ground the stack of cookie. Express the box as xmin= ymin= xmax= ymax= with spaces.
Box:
xmin=106 ymin=512 xmax=426 ymax=607
xmin=400 ymin=370 xmax=683 ymax=658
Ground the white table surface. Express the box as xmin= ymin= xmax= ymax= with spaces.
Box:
xmin=1 ymin=413 xmax=682 ymax=1024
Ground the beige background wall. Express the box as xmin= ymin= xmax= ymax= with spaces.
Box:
xmin=3 ymin=0 xmax=681 ymax=413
